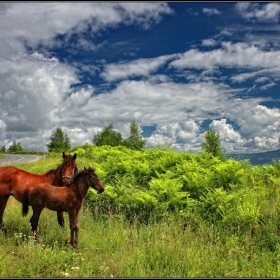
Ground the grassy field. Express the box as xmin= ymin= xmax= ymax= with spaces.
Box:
xmin=1 ymin=196 xmax=280 ymax=278
xmin=0 ymin=152 xmax=280 ymax=277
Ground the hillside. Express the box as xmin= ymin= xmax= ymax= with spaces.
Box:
xmin=227 ymin=148 xmax=280 ymax=165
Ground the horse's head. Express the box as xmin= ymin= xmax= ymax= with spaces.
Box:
xmin=61 ymin=152 xmax=78 ymax=185
xmin=84 ymin=166 xmax=104 ymax=194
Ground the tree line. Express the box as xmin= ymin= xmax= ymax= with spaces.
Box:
xmin=0 ymin=120 xmax=225 ymax=160
xmin=45 ymin=120 xmax=147 ymax=152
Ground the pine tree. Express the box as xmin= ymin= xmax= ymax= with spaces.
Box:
xmin=201 ymin=127 xmax=226 ymax=161
xmin=46 ymin=128 xmax=71 ymax=153
xmin=93 ymin=123 xmax=123 ymax=147
xmin=8 ymin=140 xmax=23 ymax=153
xmin=123 ymin=120 xmax=146 ymax=150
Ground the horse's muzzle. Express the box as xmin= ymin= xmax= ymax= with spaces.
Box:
xmin=62 ymin=175 xmax=73 ymax=185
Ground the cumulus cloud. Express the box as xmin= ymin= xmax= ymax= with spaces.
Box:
xmin=0 ymin=2 xmax=173 ymax=151
xmin=1 ymin=2 xmax=280 ymax=154
xmin=209 ymin=119 xmax=245 ymax=152
xmin=49 ymin=77 xmax=280 ymax=153
xmin=146 ymin=120 xmax=202 ymax=151
xmin=235 ymin=2 xmax=280 ymax=22
xmin=169 ymin=42 xmax=280 ymax=91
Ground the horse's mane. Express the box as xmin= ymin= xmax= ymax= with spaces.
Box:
xmin=72 ymin=168 xmax=96 ymax=183
xmin=44 ymin=163 xmax=62 ymax=176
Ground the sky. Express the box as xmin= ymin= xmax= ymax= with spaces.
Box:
xmin=1 ymin=2 xmax=280 ymax=154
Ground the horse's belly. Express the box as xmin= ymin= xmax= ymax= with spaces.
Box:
xmin=45 ymin=200 xmax=68 ymax=212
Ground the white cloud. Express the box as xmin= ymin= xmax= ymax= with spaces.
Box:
xmin=254 ymin=136 xmax=279 ymax=150
xmin=101 ymin=54 xmax=177 ymax=82
xmin=0 ymin=2 xmax=280 ymax=154
xmin=202 ymin=8 xmax=222 ymax=16
xmin=255 ymin=77 xmax=271 ymax=84
xmin=0 ymin=3 xmax=173 ymax=52
xmin=0 ymin=2 xmax=173 ymax=151
xmin=49 ymin=78 xmax=280 ymax=153
xmin=224 ymin=104 xmax=280 ymax=152
xmin=235 ymin=2 xmax=280 ymax=22
xmin=201 ymin=39 xmax=219 ymax=47
xmin=170 ymin=42 xmax=280 ymax=71
xmin=146 ymin=121 xmax=202 ymax=151
xmin=169 ymin=42 xmax=280 ymax=87
xmin=209 ymin=119 xmax=245 ymax=152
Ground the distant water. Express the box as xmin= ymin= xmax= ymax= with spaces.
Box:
xmin=227 ymin=149 xmax=280 ymax=166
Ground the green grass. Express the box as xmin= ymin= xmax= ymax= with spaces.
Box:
xmin=0 ymin=197 xmax=279 ymax=277
xmin=1 ymin=152 xmax=280 ymax=277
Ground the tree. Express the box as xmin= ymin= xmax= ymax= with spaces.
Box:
xmin=8 ymin=140 xmax=23 ymax=153
xmin=46 ymin=128 xmax=71 ymax=153
xmin=123 ymin=120 xmax=147 ymax=150
xmin=93 ymin=123 xmax=123 ymax=147
xmin=0 ymin=146 xmax=6 ymax=153
xmin=201 ymin=127 xmax=226 ymax=161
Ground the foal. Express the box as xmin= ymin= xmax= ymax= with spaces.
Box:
xmin=22 ymin=167 xmax=104 ymax=248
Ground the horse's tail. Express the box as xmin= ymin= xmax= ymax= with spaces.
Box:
xmin=22 ymin=190 xmax=29 ymax=217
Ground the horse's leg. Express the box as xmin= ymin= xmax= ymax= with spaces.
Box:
xmin=0 ymin=196 xmax=9 ymax=235
xmin=74 ymin=215 xmax=79 ymax=250
xmin=30 ymin=207 xmax=43 ymax=242
xmin=57 ymin=211 xmax=65 ymax=228
xmin=68 ymin=211 xmax=77 ymax=248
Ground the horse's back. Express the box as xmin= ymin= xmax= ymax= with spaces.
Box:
xmin=0 ymin=166 xmax=18 ymax=179
xmin=0 ymin=166 xmax=53 ymax=202
xmin=28 ymin=183 xmax=76 ymax=211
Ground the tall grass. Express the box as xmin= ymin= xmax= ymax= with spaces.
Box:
xmin=0 ymin=153 xmax=280 ymax=277
xmin=0 ymin=197 xmax=279 ymax=277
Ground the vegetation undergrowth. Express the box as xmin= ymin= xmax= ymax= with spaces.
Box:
xmin=1 ymin=145 xmax=280 ymax=277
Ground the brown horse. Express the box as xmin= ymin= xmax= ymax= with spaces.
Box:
xmin=0 ymin=152 xmax=78 ymax=235
xmin=22 ymin=167 xmax=104 ymax=249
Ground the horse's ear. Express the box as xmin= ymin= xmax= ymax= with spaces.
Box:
xmin=62 ymin=152 xmax=65 ymax=158
xmin=89 ymin=166 xmax=93 ymax=171
xmin=84 ymin=167 xmax=88 ymax=173
xmin=73 ymin=153 xmax=77 ymax=160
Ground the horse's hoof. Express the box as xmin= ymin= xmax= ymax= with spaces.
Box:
xmin=2 ymin=228 xmax=7 ymax=236
xmin=58 ymin=221 xmax=64 ymax=228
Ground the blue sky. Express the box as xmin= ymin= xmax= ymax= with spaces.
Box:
xmin=1 ymin=2 xmax=280 ymax=153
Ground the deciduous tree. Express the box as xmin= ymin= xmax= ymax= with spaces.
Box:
xmin=93 ymin=123 xmax=123 ymax=147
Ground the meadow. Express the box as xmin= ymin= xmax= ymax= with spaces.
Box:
xmin=1 ymin=145 xmax=280 ymax=277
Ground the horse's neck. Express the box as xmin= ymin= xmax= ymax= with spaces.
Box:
xmin=71 ymin=177 xmax=90 ymax=199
